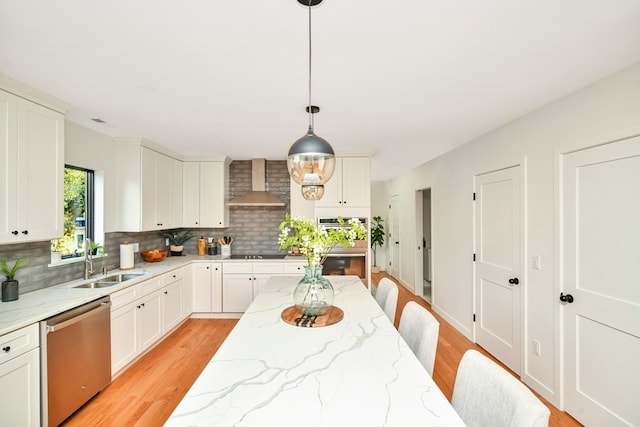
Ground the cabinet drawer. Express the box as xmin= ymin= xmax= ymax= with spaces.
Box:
xmin=283 ymin=263 xmax=306 ymax=275
xmin=162 ymin=268 xmax=184 ymax=286
xmin=111 ymin=286 xmax=139 ymax=310
xmin=140 ymin=277 xmax=163 ymax=296
xmin=0 ymin=323 xmax=39 ymax=364
xmin=253 ymin=262 xmax=283 ymax=274
xmin=223 ymin=263 xmax=252 ymax=274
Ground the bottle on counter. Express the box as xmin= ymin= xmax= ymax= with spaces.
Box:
xmin=197 ymin=236 xmax=206 ymax=256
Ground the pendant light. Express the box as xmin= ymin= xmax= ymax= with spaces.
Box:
xmin=287 ymin=0 xmax=336 ymax=201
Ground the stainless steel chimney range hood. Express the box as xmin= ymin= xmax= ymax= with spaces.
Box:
xmin=228 ymin=159 xmax=286 ymax=207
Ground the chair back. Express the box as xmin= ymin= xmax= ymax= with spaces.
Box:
xmin=375 ymin=277 xmax=398 ymax=323
xmin=451 ymin=350 xmax=550 ymax=427
xmin=398 ymin=301 xmax=439 ymax=376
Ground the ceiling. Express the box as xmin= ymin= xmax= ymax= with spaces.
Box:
xmin=1 ymin=1 xmax=639 ymax=181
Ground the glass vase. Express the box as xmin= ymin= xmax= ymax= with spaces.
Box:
xmin=293 ymin=265 xmax=334 ymax=316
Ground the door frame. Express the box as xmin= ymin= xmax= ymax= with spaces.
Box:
xmin=414 ymin=188 xmax=432 ymax=300
xmin=554 ymin=125 xmax=640 ymax=410
xmin=472 ymin=161 xmax=527 ymax=377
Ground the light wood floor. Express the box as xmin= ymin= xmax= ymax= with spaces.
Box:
xmin=64 ymin=273 xmax=582 ymax=426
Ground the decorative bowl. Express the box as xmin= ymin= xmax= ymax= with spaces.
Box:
xmin=141 ymin=249 xmax=168 ymax=262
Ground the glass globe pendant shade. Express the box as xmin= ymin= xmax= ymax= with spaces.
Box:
xmin=301 ymin=185 xmax=325 ymax=200
xmin=287 ymin=127 xmax=336 ymax=191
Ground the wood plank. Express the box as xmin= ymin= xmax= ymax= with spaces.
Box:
xmin=61 ymin=319 xmax=237 ymax=427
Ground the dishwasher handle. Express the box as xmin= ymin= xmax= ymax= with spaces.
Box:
xmin=46 ymin=300 xmax=111 ymax=333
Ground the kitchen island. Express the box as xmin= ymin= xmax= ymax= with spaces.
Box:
xmin=167 ymin=275 xmax=464 ymax=426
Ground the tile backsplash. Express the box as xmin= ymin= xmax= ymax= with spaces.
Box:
xmin=0 ymin=159 xmax=291 ymax=294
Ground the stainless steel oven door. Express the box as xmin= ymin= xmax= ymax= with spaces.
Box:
xmin=322 ymin=253 xmax=367 ymax=279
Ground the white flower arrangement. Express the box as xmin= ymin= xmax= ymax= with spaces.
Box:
xmin=278 ymin=215 xmax=367 ymax=266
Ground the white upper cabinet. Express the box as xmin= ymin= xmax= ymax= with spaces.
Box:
xmin=0 ymin=89 xmax=64 ymax=244
xmin=182 ymin=160 xmax=229 ymax=228
xmin=289 ymin=178 xmax=315 ymax=219
xmin=115 ymin=140 xmax=182 ymax=232
xmin=314 ymin=157 xmax=370 ymax=209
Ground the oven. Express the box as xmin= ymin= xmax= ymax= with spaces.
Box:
xmin=318 ymin=217 xmax=369 ymax=281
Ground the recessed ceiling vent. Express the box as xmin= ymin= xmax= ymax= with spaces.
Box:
xmin=228 ymin=159 xmax=285 ymax=207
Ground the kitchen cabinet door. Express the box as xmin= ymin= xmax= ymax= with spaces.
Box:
xmin=192 ymin=262 xmax=222 ymax=313
xmin=341 ymin=157 xmax=370 ymax=207
xmin=0 ymin=348 xmax=40 ymax=427
xmin=182 ymin=160 xmax=229 ymax=228
xmin=283 ymin=262 xmax=306 ymax=277
xmin=141 ymin=147 xmax=173 ymax=230
xmin=222 ymin=274 xmax=254 ymax=313
xmin=0 ymin=90 xmax=64 ymax=243
xmin=289 ymin=178 xmax=314 ymax=219
xmin=110 ymin=302 xmax=139 ymax=375
xmin=182 ymin=162 xmax=201 ymax=227
xmin=199 ymin=161 xmax=228 ymax=227
xmin=0 ymin=90 xmax=18 ymax=243
xmin=314 ymin=157 xmax=370 ymax=209
xmin=162 ymin=280 xmax=184 ymax=333
xmin=170 ymin=158 xmax=183 ymax=228
xmin=138 ymin=290 xmax=163 ymax=351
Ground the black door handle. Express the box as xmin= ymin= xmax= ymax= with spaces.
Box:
xmin=559 ymin=293 xmax=574 ymax=303
xmin=508 ymin=277 xmax=519 ymax=285
xmin=11 ymin=230 xmax=18 ymax=235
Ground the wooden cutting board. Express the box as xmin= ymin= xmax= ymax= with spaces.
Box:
xmin=281 ymin=305 xmax=344 ymax=328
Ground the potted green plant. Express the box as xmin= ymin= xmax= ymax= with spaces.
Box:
xmin=1 ymin=257 xmax=27 ymax=302
xmin=90 ymin=241 xmax=104 ymax=256
xmin=370 ymin=215 xmax=385 ymax=273
xmin=162 ymin=230 xmax=196 ymax=256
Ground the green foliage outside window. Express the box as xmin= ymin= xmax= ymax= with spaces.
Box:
xmin=52 ymin=168 xmax=87 ymax=256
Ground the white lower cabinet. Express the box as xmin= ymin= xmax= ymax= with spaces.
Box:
xmin=192 ymin=262 xmax=222 ymax=313
xmin=222 ymin=262 xmax=284 ymax=312
xmin=283 ymin=261 xmax=307 ymax=277
xmin=138 ymin=288 xmax=163 ymax=350
xmin=0 ymin=324 xmax=39 ymax=427
xmin=110 ymin=270 xmax=187 ymax=376
xmin=222 ymin=272 xmax=254 ymax=313
xmin=162 ymin=277 xmax=184 ymax=333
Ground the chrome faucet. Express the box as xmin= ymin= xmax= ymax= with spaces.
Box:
xmin=84 ymin=238 xmax=94 ymax=279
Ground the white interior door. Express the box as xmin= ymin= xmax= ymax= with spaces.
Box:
xmin=562 ymin=136 xmax=640 ymax=427
xmin=474 ymin=166 xmax=522 ymax=374
xmin=388 ymin=195 xmax=400 ymax=278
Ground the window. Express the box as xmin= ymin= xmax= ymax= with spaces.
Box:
xmin=51 ymin=166 xmax=95 ymax=258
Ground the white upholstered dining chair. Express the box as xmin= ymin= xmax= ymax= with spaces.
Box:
xmin=398 ymin=301 xmax=439 ymax=376
xmin=451 ymin=349 xmax=550 ymax=427
xmin=375 ymin=277 xmax=398 ymax=323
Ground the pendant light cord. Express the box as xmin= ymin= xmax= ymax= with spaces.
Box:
xmin=307 ymin=1 xmax=314 ymax=131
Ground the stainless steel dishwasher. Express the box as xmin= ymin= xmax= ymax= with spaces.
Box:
xmin=40 ymin=296 xmax=111 ymax=427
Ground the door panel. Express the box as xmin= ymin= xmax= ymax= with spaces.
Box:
xmin=389 ymin=195 xmax=400 ymax=278
xmin=474 ymin=166 xmax=521 ymax=374
xmin=562 ymin=136 xmax=640 ymax=426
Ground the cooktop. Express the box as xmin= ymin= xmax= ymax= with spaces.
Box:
xmin=228 ymin=254 xmax=286 ymax=260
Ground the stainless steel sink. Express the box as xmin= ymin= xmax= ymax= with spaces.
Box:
xmin=73 ymin=272 xmax=145 ymax=289
xmin=74 ymin=281 xmax=119 ymax=289
xmin=109 ymin=273 xmax=145 ymax=282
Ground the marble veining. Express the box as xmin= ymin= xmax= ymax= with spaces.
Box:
xmin=167 ymin=276 xmax=465 ymax=427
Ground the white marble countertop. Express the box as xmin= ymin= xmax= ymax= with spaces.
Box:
xmin=167 ymin=275 xmax=465 ymax=427
xmin=0 ymin=255 xmax=306 ymax=336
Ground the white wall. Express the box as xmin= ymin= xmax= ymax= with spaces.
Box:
xmin=370 ymin=181 xmax=389 ymax=270
xmin=378 ymin=62 xmax=640 ymax=406
xmin=65 ymin=121 xmax=118 ymax=232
